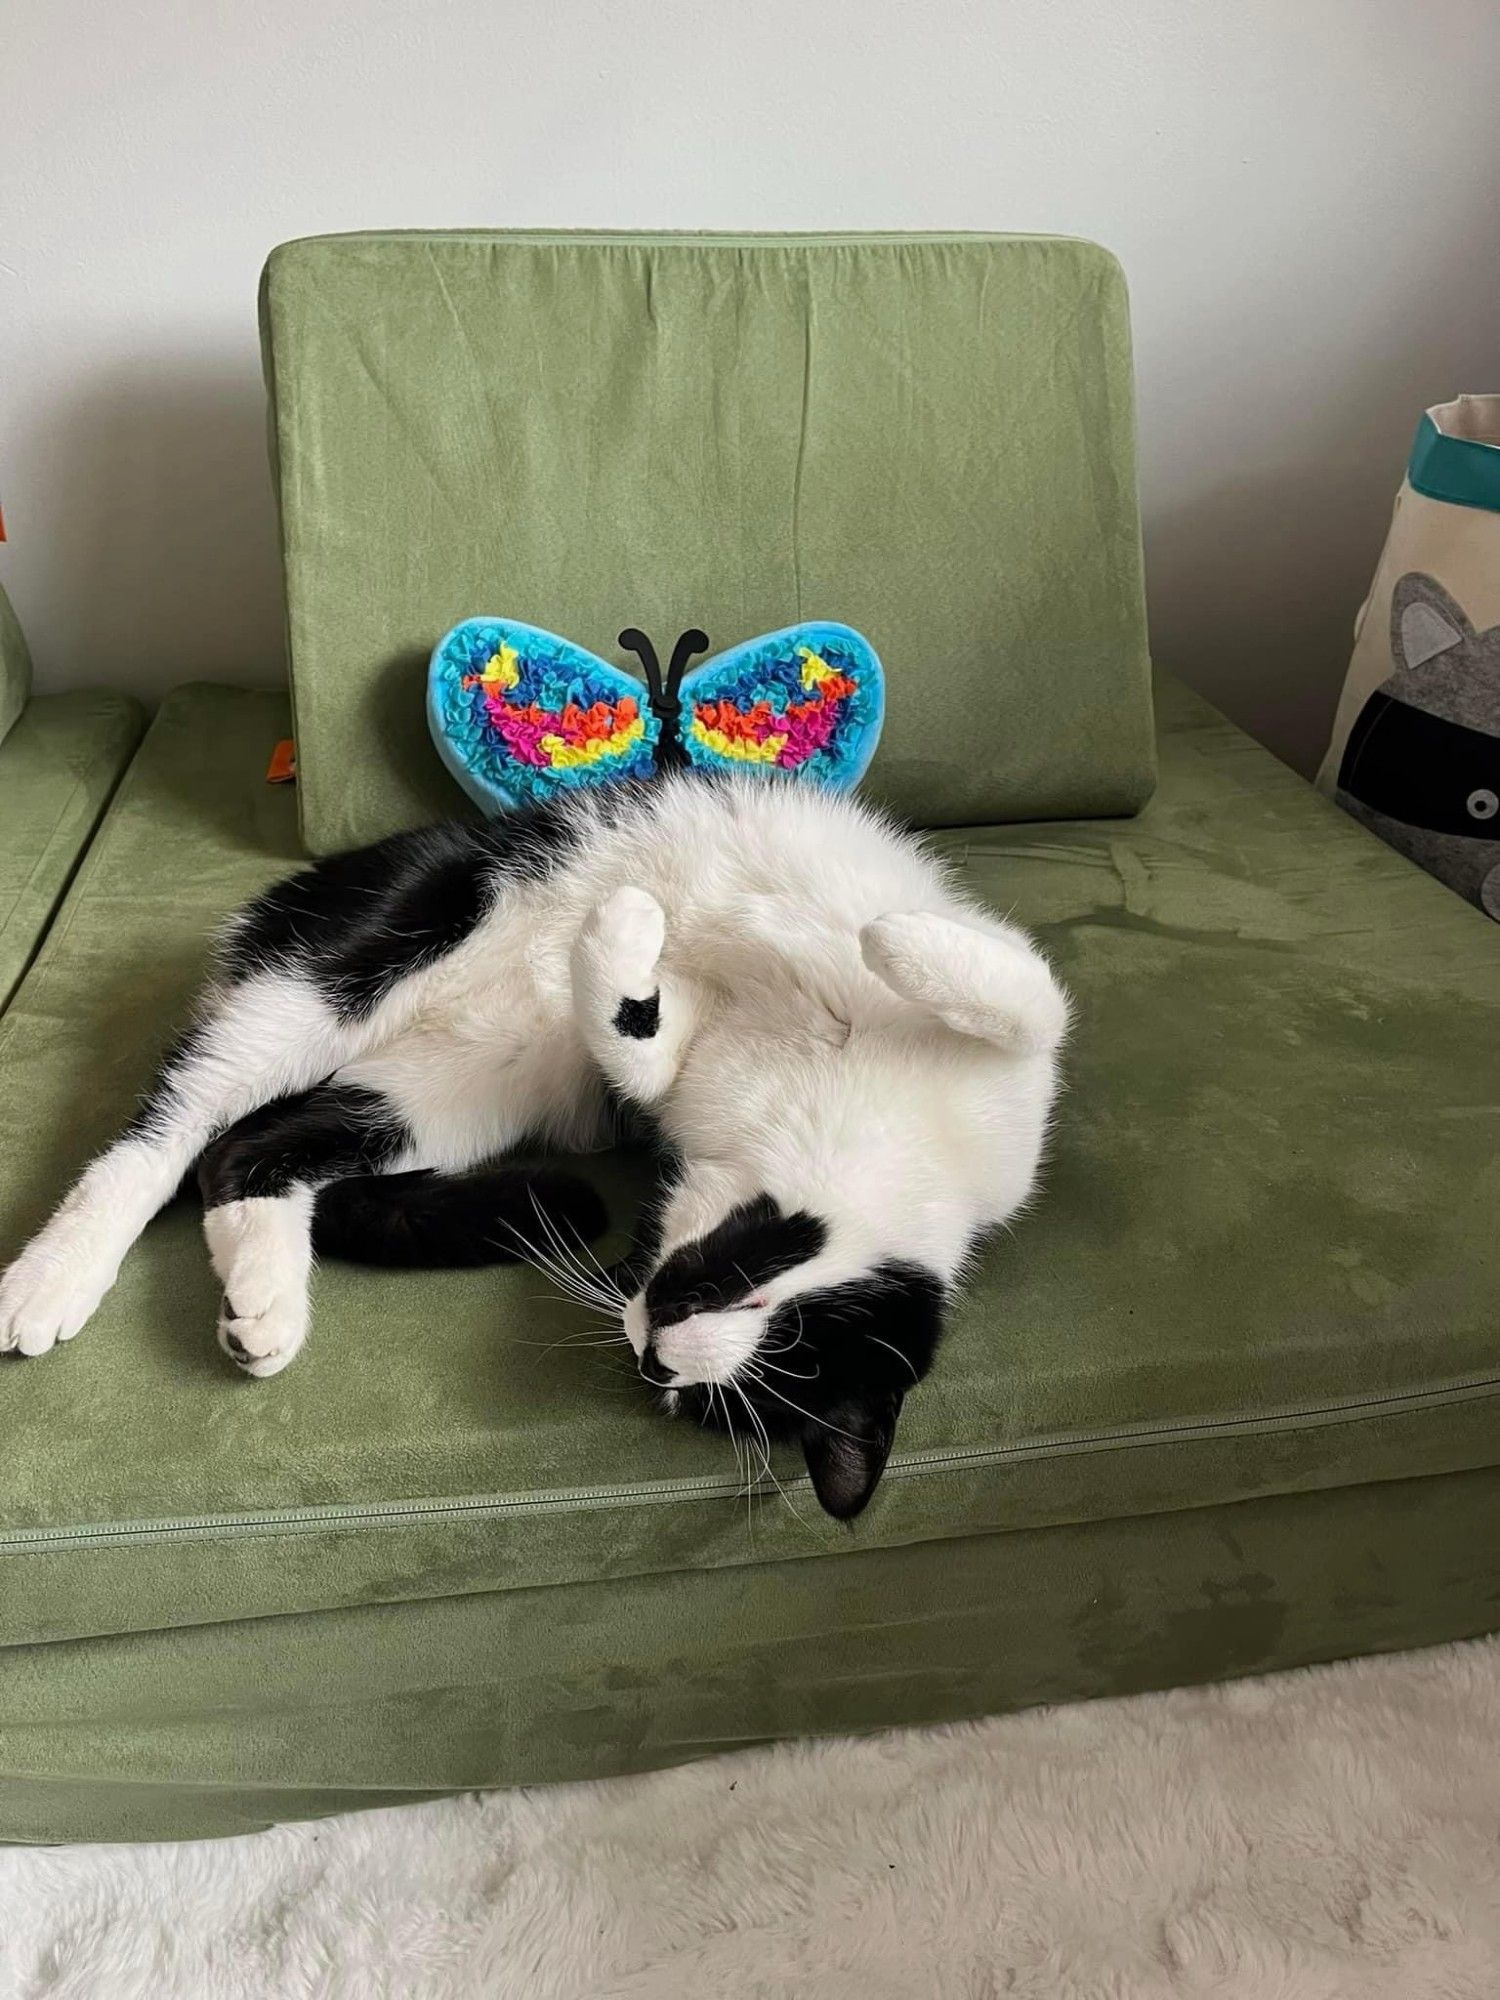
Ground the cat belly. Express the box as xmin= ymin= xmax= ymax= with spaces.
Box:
xmin=329 ymin=892 xmax=598 ymax=1166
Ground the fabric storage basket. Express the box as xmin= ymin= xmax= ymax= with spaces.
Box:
xmin=1319 ymin=395 xmax=1500 ymax=920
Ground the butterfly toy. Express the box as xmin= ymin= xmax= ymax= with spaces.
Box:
xmin=427 ymin=618 xmax=884 ymax=815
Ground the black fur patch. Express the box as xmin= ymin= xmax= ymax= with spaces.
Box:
xmin=221 ymin=808 xmax=580 ymax=1021
xmin=676 ymin=1258 xmax=947 ymax=1520
xmin=612 ymin=992 xmax=661 ymax=1039
xmin=312 ymin=1166 xmax=608 ymax=1267
xmin=644 ymin=1195 xmax=826 ymax=1331
xmin=197 ymin=1084 xmax=406 ymax=1206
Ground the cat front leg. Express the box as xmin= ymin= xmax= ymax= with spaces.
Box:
xmin=570 ymin=888 xmax=707 ymax=1107
xmin=0 ymin=970 xmax=359 ymax=1358
xmin=196 ymin=1080 xmax=410 ymax=1376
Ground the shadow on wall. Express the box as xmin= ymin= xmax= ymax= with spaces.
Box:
xmin=1145 ymin=458 xmax=1382 ymax=780
xmin=1140 ymin=181 xmax=1500 ymax=781
xmin=13 ymin=352 xmax=286 ymax=704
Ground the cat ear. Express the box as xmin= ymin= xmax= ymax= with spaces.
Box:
xmin=802 ymin=1390 xmax=903 ymax=1520
xmin=1391 ymin=573 xmax=1473 ymax=672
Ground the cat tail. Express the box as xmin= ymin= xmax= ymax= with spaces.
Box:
xmin=311 ymin=1167 xmax=608 ymax=1269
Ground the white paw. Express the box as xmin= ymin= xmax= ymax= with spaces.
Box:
xmin=0 ymin=1244 xmax=116 ymax=1357
xmin=204 ymin=1195 xmax=312 ymax=1378
xmin=581 ymin=887 xmax=666 ymax=999
xmin=860 ymin=913 xmax=944 ymax=998
xmin=861 ymin=912 xmax=1069 ymax=1056
xmin=217 ymin=1291 xmax=308 ymax=1378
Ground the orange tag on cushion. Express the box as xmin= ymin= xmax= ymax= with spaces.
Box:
xmin=266 ymin=739 xmax=296 ymax=784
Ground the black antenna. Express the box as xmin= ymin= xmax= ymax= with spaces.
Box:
xmin=618 ymin=626 xmax=711 ymax=773
xmin=617 ymin=628 xmax=665 ymax=705
xmin=664 ymin=628 xmax=710 ymax=699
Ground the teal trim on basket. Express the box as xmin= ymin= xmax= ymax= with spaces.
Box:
xmin=1407 ymin=411 xmax=1500 ymax=515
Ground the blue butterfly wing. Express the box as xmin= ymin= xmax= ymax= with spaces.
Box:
xmin=427 ymin=618 xmax=660 ymax=814
xmin=676 ymin=622 xmax=884 ymax=790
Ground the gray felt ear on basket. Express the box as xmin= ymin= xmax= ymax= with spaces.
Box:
xmin=1392 ymin=573 xmax=1472 ymax=671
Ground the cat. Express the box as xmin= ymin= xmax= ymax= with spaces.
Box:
xmin=0 ymin=774 xmax=1069 ymax=1518
xmin=1337 ymin=571 xmax=1500 ymax=920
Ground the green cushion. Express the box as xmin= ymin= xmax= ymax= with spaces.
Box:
xmin=0 ymin=690 xmax=144 ymax=1015
xmin=2 ymin=678 xmax=1497 ymax=1671
xmin=0 ymin=582 xmax=34 ymax=749
xmin=8 ymin=1465 xmax=1500 ymax=1844
xmin=260 ymin=232 xmax=1156 ymax=854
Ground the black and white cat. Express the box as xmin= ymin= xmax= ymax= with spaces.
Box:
xmin=0 ymin=776 xmax=1068 ymax=1516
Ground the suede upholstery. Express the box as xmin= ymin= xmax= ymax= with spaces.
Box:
xmin=0 ymin=691 xmax=144 ymax=1014
xmin=7 ymin=1466 xmax=1500 ymax=1845
xmin=0 ymin=581 xmax=32 ymax=748
xmin=1 ymin=678 xmax=1496 ymax=1840
xmin=1 ymin=231 xmax=1495 ymax=1845
xmin=260 ymin=233 xmax=1156 ymax=853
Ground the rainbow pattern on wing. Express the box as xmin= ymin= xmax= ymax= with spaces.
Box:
xmin=675 ymin=623 xmax=884 ymax=789
xmin=467 ymin=643 xmax=649 ymax=771
xmin=427 ymin=619 xmax=662 ymax=812
xmin=687 ymin=647 xmax=859 ymax=768
xmin=427 ymin=617 xmax=884 ymax=815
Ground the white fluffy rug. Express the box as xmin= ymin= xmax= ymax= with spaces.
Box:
xmin=6 ymin=1636 xmax=1500 ymax=2000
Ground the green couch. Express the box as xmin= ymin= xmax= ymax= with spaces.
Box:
xmin=2 ymin=235 xmax=1497 ymax=1845
xmin=0 ymin=581 xmax=142 ymax=1015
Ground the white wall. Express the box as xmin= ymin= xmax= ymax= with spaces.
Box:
xmin=4 ymin=0 xmax=1498 ymax=773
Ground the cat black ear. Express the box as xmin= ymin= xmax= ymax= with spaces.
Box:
xmin=802 ymin=1391 xmax=904 ymax=1521
xmin=1391 ymin=573 xmax=1473 ymax=672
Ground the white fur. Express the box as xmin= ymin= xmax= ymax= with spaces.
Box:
xmin=5 ymin=1633 xmax=1499 ymax=1998
xmin=1 ymin=779 xmax=1067 ymax=1372
xmin=0 ymin=974 xmax=349 ymax=1356
xmin=204 ymin=1191 xmax=315 ymax=1377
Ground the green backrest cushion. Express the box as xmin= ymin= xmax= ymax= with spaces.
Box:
xmin=260 ymin=232 xmax=1154 ymax=855
xmin=0 ymin=580 xmax=33 ymax=748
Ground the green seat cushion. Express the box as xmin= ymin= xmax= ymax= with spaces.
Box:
xmin=260 ymin=232 xmax=1155 ymax=854
xmin=0 ymin=582 xmax=32 ymax=749
xmin=8 ymin=1466 xmax=1500 ymax=1844
xmin=1 ymin=680 xmax=1497 ymax=1653
xmin=0 ymin=690 xmax=144 ymax=1014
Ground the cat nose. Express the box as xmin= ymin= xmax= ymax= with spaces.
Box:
xmin=638 ymin=1348 xmax=676 ymax=1388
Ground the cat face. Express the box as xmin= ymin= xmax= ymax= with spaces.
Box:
xmin=622 ymin=1194 xmax=946 ymax=1519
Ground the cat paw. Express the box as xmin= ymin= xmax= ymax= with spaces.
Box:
xmin=579 ymin=887 xmax=666 ymax=1000
xmin=204 ymin=1199 xmax=312 ymax=1378
xmin=859 ymin=913 xmax=945 ymax=1000
xmin=861 ymin=911 xmax=1069 ymax=1056
xmin=217 ymin=1291 xmax=308 ymax=1378
xmin=0 ymin=1246 xmax=115 ymax=1357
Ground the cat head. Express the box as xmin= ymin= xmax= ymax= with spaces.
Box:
xmin=612 ymin=908 xmax=1067 ymax=1516
xmin=622 ymin=1192 xmax=947 ymax=1521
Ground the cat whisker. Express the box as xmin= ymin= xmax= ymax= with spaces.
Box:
xmin=750 ymin=1353 xmax=819 ymax=1382
xmin=553 ymin=1206 xmax=630 ymax=1301
xmin=526 ymin=1189 xmax=628 ymax=1306
xmin=529 ymin=1185 xmax=625 ymax=1286
xmin=730 ymin=1380 xmax=812 ymax=1531
xmin=499 ymin=1222 xmax=624 ymax=1314
xmin=866 ymin=1334 xmax=919 ymax=1382
xmin=739 ymin=1364 xmax=864 ymax=1442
